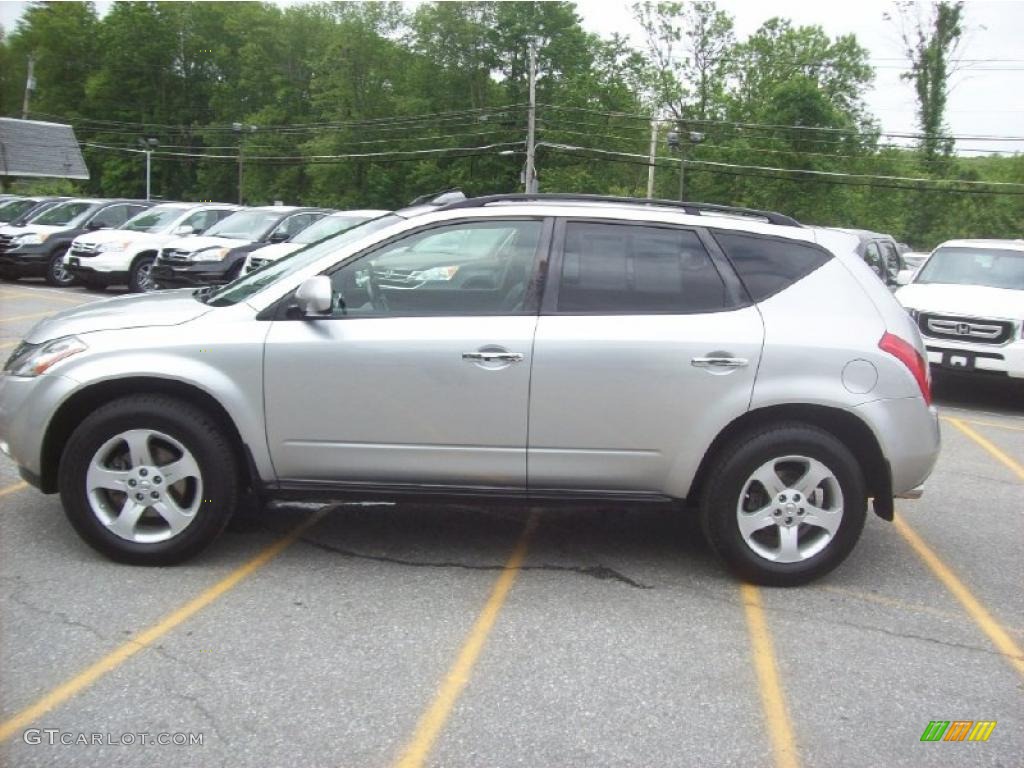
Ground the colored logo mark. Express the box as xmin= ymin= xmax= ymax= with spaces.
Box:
xmin=920 ymin=720 xmax=996 ymax=742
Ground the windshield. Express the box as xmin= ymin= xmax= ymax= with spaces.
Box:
xmin=0 ymin=199 xmax=38 ymax=223
xmin=31 ymin=201 xmax=95 ymax=227
xmin=204 ymin=210 xmax=283 ymax=240
xmin=122 ymin=205 xmax=187 ymax=233
xmin=293 ymin=215 xmax=372 ymax=244
xmin=914 ymin=246 xmax=1024 ymax=291
xmin=206 ymin=214 xmax=402 ymax=306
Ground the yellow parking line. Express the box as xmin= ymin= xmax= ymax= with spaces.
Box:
xmin=393 ymin=511 xmax=539 ymax=768
xmin=947 ymin=417 xmax=1024 ymax=433
xmin=0 ymin=510 xmax=326 ymax=742
xmin=944 ymin=417 xmax=1024 ymax=481
xmin=0 ymin=481 xmax=28 ymax=498
xmin=0 ymin=310 xmax=57 ymax=324
xmin=740 ymin=584 xmax=800 ymax=768
xmin=894 ymin=516 xmax=1024 ymax=679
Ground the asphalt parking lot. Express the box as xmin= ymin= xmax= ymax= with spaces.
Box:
xmin=1 ymin=280 xmax=1022 ymax=768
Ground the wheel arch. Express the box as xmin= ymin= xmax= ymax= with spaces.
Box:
xmin=39 ymin=377 xmax=256 ymax=495
xmin=130 ymin=249 xmax=159 ymax=271
xmin=686 ymin=403 xmax=892 ymax=519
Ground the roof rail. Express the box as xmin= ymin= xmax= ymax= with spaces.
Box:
xmin=437 ymin=193 xmax=801 ymax=227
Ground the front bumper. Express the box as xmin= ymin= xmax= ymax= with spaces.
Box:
xmin=0 ymin=246 xmax=51 ymax=277
xmin=150 ymin=259 xmax=235 ymax=289
xmin=923 ymin=339 xmax=1024 ymax=379
xmin=64 ymin=249 xmax=132 ymax=282
xmin=0 ymin=372 xmax=79 ymax=490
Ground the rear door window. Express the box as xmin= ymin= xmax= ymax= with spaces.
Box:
xmin=554 ymin=221 xmax=733 ymax=314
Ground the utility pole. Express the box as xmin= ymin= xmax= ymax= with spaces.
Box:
xmin=138 ymin=138 xmax=158 ymax=200
xmin=646 ymin=119 xmax=658 ymax=198
xmin=22 ymin=56 xmax=35 ymax=119
xmin=667 ymin=126 xmax=704 ymax=201
xmin=233 ymin=123 xmax=256 ymax=205
xmin=524 ymin=40 xmax=538 ymax=193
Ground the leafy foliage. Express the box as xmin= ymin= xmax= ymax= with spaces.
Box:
xmin=0 ymin=0 xmax=1020 ymax=248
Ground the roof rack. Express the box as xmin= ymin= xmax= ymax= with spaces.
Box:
xmin=437 ymin=193 xmax=801 ymax=227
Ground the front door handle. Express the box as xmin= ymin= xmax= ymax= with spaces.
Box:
xmin=462 ymin=351 xmax=524 ymax=363
xmin=691 ymin=356 xmax=748 ymax=369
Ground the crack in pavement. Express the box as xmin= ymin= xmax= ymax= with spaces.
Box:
xmin=298 ymin=536 xmax=653 ymax=589
xmin=4 ymin=586 xmax=109 ymax=644
xmin=169 ymin=690 xmax=231 ymax=756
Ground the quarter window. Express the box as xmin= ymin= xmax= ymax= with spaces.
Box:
xmin=713 ymin=232 xmax=831 ymax=302
xmin=327 ymin=220 xmax=542 ymax=317
xmin=556 ymin=222 xmax=730 ymax=313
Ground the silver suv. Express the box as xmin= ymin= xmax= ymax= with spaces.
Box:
xmin=0 ymin=193 xmax=940 ymax=585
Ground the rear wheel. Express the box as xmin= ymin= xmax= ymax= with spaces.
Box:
xmin=46 ymin=248 xmax=76 ymax=287
xmin=699 ymin=423 xmax=867 ymax=586
xmin=129 ymin=255 xmax=156 ymax=293
xmin=59 ymin=395 xmax=240 ymax=564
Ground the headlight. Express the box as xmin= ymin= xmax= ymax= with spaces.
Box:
xmin=410 ymin=265 xmax=459 ymax=282
xmin=3 ymin=336 xmax=88 ymax=377
xmin=189 ymin=247 xmax=230 ymax=262
xmin=97 ymin=240 xmax=131 ymax=252
xmin=14 ymin=233 xmax=48 ymax=246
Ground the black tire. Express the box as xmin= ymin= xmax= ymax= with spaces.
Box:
xmin=128 ymin=254 xmax=156 ymax=293
xmin=58 ymin=394 xmax=240 ymax=565
xmin=699 ymin=423 xmax=867 ymax=586
xmin=45 ymin=248 xmax=76 ymax=287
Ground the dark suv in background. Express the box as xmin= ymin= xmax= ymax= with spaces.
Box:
xmin=0 ymin=198 xmax=153 ymax=286
xmin=833 ymin=228 xmax=905 ymax=285
xmin=149 ymin=206 xmax=331 ymax=290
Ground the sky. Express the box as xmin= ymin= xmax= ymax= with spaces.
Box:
xmin=1 ymin=0 xmax=1022 ymax=153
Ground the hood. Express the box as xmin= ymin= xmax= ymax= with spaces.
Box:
xmin=11 ymin=224 xmax=65 ymax=237
xmin=896 ymin=283 xmax=1024 ymax=321
xmin=163 ymin=235 xmax=252 ymax=254
xmin=247 ymin=242 xmax=302 ymax=262
xmin=26 ymin=289 xmax=213 ymax=344
xmin=74 ymin=228 xmax=179 ymax=253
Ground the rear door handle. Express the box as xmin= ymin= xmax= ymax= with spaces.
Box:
xmin=462 ymin=351 xmax=524 ymax=363
xmin=691 ymin=356 xmax=748 ymax=368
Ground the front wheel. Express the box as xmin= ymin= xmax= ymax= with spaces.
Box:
xmin=129 ymin=255 xmax=157 ymax=293
xmin=699 ymin=423 xmax=867 ymax=586
xmin=45 ymin=248 xmax=76 ymax=287
xmin=59 ymin=395 xmax=240 ymax=564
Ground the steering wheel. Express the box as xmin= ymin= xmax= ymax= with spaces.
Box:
xmin=365 ymin=264 xmax=389 ymax=312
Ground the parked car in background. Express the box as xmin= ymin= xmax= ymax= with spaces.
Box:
xmin=0 ymin=196 xmax=68 ymax=226
xmin=831 ymin=228 xmax=904 ymax=285
xmin=64 ymin=202 xmax=239 ymax=292
xmin=895 ymin=251 xmax=931 ymax=285
xmin=0 ymin=198 xmax=153 ymax=286
xmin=242 ymin=209 xmax=389 ymax=274
xmin=0 ymin=192 xmax=939 ymax=585
xmin=149 ymin=206 xmax=331 ymax=290
xmin=896 ymin=239 xmax=1024 ymax=379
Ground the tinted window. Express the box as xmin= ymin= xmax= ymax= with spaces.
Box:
xmin=328 ymin=220 xmax=542 ymax=317
xmin=32 ymin=201 xmax=94 ymax=226
xmin=274 ymin=212 xmax=323 ymax=239
xmin=713 ymin=232 xmax=831 ymax=302
xmin=556 ymin=222 xmax=729 ymax=313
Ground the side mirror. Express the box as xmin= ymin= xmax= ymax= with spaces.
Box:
xmin=294 ymin=275 xmax=333 ymax=316
xmin=268 ymin=230 xmax=290 ymax=243
xmin=173 ymin=224 xmax=194 ymax=236
xmin=895 ymin=269 xmax=915 ymax=286
xmin=86 ymin=219 xmax=106 ymax=230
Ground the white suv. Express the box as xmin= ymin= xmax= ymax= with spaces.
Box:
xmin=896 ymin=239 xmax=1024 ymax=379
xmin=65 ymin=203 xmax=239 ymax=292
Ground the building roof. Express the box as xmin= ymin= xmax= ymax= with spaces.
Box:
xmin=0 ymin=118 xmax=89 ymax=180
